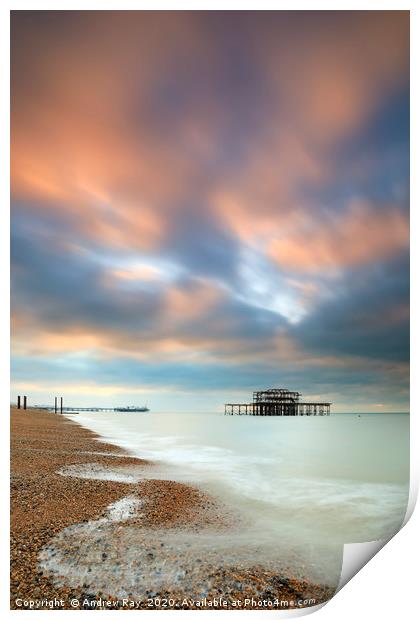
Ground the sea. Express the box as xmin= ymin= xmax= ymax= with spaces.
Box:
xmin=63 ymin=411 xmax=409 ymax=587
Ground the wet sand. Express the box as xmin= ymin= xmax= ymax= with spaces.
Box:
xmin=10 ymin=407 xmax=335 ymax=610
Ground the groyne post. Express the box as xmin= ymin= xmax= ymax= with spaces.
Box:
xmin=54 ymin=397 xmax=57 ymax=414
xmin=17 ymin=395 xmax=21 ymax=409
xmin=23 ymin=396 xmax=27 ymax=410
xmin=60 ymin=397 xmax=63 ymax=414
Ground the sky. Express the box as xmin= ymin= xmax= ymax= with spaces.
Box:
xmin=11 ymin=11 xmax=409 ymax=412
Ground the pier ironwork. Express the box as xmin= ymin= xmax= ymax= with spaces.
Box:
xmin=225 ymin=388 xmax=331 ymax=416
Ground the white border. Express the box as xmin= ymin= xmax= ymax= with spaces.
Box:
xmin=2 ymin=3 xmax=417 ymax=619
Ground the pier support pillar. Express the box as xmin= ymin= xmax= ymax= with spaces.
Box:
xmin=17 ymin=395 xmax=21 ymax=410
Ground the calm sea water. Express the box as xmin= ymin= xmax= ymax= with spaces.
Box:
xmin=70 ymin=411 xmax=409 ymax=584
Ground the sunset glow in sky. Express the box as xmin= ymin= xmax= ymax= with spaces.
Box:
xmin=11 ymin=11 xmax=409 ymax=411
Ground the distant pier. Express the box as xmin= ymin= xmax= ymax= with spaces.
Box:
xmin=42 ymin=405 xmax=149 ymax=413
xmin=225 ymin=388 xmax=331 ymax=416
xmin=47 ymin=406 xmax=116 ymax=412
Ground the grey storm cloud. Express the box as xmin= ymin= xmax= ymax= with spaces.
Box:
xmin=292 ymin=256 xmax=409 ymax=363
xmin=11 ymin=209 xmax=284 ymax=347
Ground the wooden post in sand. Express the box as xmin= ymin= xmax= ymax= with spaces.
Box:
xmin=54 ymin=397 xmax=57 ymax=414
xmin=60 ymin=397 xmax=63 ymax=414
xmin=23 ymin=396 xmax=27 ymax=410
xmin=17 ymin=395 xmax=21 ymax=409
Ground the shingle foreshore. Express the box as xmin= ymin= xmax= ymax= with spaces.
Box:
xmin=10 ymin=407 xmax=335 ymax=610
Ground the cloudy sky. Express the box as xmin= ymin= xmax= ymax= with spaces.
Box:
xmin=11 ymin=11 xmax=409 ymax=412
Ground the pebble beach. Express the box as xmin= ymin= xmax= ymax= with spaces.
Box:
xmin=10 ymin=407 xmax=335 ymax=610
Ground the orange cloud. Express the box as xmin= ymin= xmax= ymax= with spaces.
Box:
xmin=269 ymin=199 xmax=409 ymax=273
xmin=11 ymin=11 xmax=409 ymax=266
xmin=163 ymin=281 xmax=223 ymax=322
xmin=11 ymin=381 xmax=166 ymax=396
xmin=209 ymin=12 xmax=408 ymax=246
xmin=261 ymin=11 xmax=409 ymax=146
xmin=11 ymin=12 xmax=224 ymax=252
xmin=110 ymin=266 xmax=163 ymax=282
xmin=11 ymin=309 xmax=409 ymax=391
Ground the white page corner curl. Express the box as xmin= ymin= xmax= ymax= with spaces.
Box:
xmin=336 ymin=539 xmax=387 ymax=594
xmin=334 ymin=472 xmax=415 ymax=598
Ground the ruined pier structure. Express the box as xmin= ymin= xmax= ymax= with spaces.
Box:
xmin=225 ymin=388 xmax=331 ymax=416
